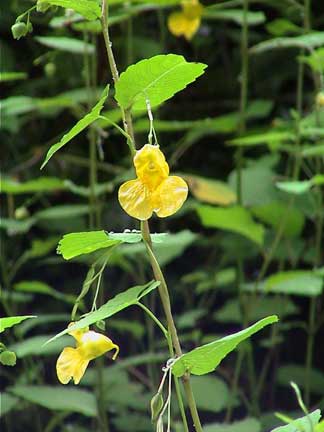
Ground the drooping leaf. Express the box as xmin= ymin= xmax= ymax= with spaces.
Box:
xmin=0 ymin=393 xmax=19 ymax=417
xmin=197 ymin=205 xmax=264 ymax=245
xmin=271 ymin=410 xmax=322 ymax=432
xmin=0 ymin=316 xmax=37 ymax=333
xmin=14 ymin=281 xmax=75 ymax=304
xmin=46 ymin=281 xmax=160 ymax=344
xmin=35 ymin=36 xmax=95 ymax=54
xmin=41 ymin=85 xmax=109 ymax=168
xmin=228 ymin=131 xmax=294 ymax=147
xmin=37 ymin=0 xmax=101 ymax=20
xmin=204 ymin=8 xmax=265 ymax=26
xmin=1 ymin=177 xmax=65 ymax=194
xmin=184 ymin=174 xmax=236 ymax=206
xmin=10 ymin=335 xmax=70 ymax=357
xmin=172 ymin=316 xmax=278 ymax=377
xmin=115 ymin=54 xmax=207 ymax=111
xmin=204 ymin=418 xmax=261 ymax=432
xmin=9 ymin=386 xmax=98 ymax=417
xmin=250 ymin=32 xmax=324 ymax=54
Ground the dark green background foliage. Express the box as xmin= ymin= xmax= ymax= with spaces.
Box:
xmin=1 ymin=0 xmax=324 ymax=431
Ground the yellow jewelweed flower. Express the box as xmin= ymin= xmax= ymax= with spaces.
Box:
xmin=168 ymin=0 xmax=203 ymax=41
xmin=56 ymin=323 xmax=119 ymax=385
xmin=118 ymin=144 xmax=188 ymax=220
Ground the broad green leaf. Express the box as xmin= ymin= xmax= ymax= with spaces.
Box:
xmin=57 ymin=230 xmax=167 ymax=259
xmin=35 ymin=36 xmax=95 ymax=54
xmin=0 ymin=72 xmax=27 ymax=82
xmin=46 ymin=281 xmax=160 ymax=344
xmin=0 ymin=393 xmax=19 ymax=417
xmin=41 ymin=86 xmax=109 ymax=169
xmin=58 ymin=231 xmax=121 ymax=259
xmin=14 ymin=281 xmax=75 ymax=304
xmin=204 ymin=418 xmax=261 ymax=432
xmin=9 ymin=386 xmax=98 ymax=417
xmin=299 ymin=47 xmax=324 ymax=72
xmin=115 ymin=54 xmax=207 ymax=111
xmin=18 ymin=314 xmax=70 ymax=335
xmin=172 ymin=316 xmax=278 ymax=377
xmin=214 ymin=297 xmax=298 ymax=324
xmin=271 ymin=410 xmax=321 ymax=432
xmin=1 ymin=177 xmax=65 ymax=194
xmin=250 ymin=32 xmax=324 ymax=54
xmin=204 ymin=8 xmax=265 ymax=26
xmin=10 ymin=335 xmax=70 ymax=357
xmin=197 ymin=205 xmax=264 ymax=246
xmin=38 ymin=0 xmax=101 ymax=20
xmin=0 ymin=316 xmax=36 ymax=333
xmin=190 ymin=376 xmax=231 ymax=413
xmin=228 ymin=131 xmax=294 ymax=147
xmin=277 ymin=364 xmax=324 ymax=395
xmin=265 ymin=271 xmax=323 ymax=297
xmin=184 ymin=174 xmax=236 ymax=206
xmin=251 ymin=201 xmax=305 ymax=237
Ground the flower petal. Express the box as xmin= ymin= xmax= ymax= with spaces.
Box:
xmin=118 ymin=179 xmax=153 ymax=220
xmin=56 ymin=347 xmax=89 ymax=385
xmin=153 ymin=176 xmax=188 ymax=217
xmin=167 ymin=11 xmax=200 ymax=40
xmin=134 ymin=144 xmax=169 ymax=188
xmin=79 ymin=331 xmax=119 ymax=361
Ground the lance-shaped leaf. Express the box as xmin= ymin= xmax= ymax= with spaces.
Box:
xmin=35 ymin=36 xmax=95 ymax=54
xmin=37 ymin=0 xmax=101 ymax=20
xmin=172 ymin=315 xmax=278 ymax=377
xmin=271 ymin=410 xmax=321 ymax=432
xmin=115 ymin=54 xmax=207 ymax=111
xmin=45 ymin=281 xmax=160 ymax=344
xmin=0 ymin=316 xmax=37 ymax=333
xmin=250 ymin=31 xmax=324 ymax=54
xmin=41 ymin=85 xmax=109 ymax=169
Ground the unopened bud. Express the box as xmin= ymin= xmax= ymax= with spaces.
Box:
xmin=37 ymin=1 xmax=51 ymax=12
xmin=150 ymin=391 xmax=164 ymax=422
xmin=11 ymin=22 xmax=28 ymax=40
xmin=0 ymin=350 xmax=17 ymax=366
xmin=316 ymin=92 xmax=324 ymax=108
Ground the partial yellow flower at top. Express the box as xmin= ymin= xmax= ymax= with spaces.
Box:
xmin=56 ymin=323 xmax=119 ymax=385
xmin=118 ymin=144 xmax=188 ymax=220
xmin=168 ymin=0 xmax=203 ymax=41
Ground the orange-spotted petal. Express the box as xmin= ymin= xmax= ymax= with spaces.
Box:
xmin=153 ymin=176 xmax=188 ymax=217
xmin=118 ymin=178 xmax=154 ymax=220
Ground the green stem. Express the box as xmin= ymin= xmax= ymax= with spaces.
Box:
xmin=305 ymin=297 xmax=316 ymax=406
xmin=141 ymin=220 xmax=203 ymax=432
xmin=137 ymin=302 xmax=168 ymax=338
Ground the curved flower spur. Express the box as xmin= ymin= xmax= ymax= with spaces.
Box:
xmin=118 ymin=144 xmax=188 ymax=220
xmin=56 ymin=323 xmax=119 ymax=385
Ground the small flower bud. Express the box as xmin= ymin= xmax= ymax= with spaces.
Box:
xmin=11 ymin=22 xmax=28 ymax=40
xmin=15 ymin=206 xmax=29 ymax=220
xmin=316 ymin=92 xmax=324 ymax=108
xmin=44 ymin=63 xmax=56 ymax=77
xmin=37 ymin=1 xmax=51 ymax=12
xmin=0 ymin=350 xmax=17 ymax=366
xmin=150 ymin=391 xmax=164 ymax=422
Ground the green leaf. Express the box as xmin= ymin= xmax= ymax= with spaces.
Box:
xmin=250 ymin=32 xmax=324 ymax=54
xmin=302 ymin=144 xmax=324 ymax=157
xmin=0 ymin=316 xmax=37 ymax=333
xmin=9 ymin=386 xmax=98 ymax=417
xmin=35 ymin=36 xmax=95 ymax=54
xmin=115 ymin=54 xmax=207 ymax=111
xmin=10 ymin=335 xmax=70 ymax=357
xmin=197 ymin=205 xmax=264 ymax=245
xmin=204 ymin=8 xmax=265 ymax=26
xmin=265 ymin=271 xmax=323 ymax=297
xmin=190 ymin=376 xmax=231 ymax=413
xmin=266 ymin=19 xmax=302 ymax=37
xmin=172 ymin=316 xmax=278 ymax=377
xmin=1 ymin=176 xmax=65 ymax=194
xmin=204 ymin=418 xmax=261 ymax=432
xmin=276 ymin=180 xmax=312 ymax=195
xmin=271 ymin=410 xmax=321 ymax=432
xmin=14 ymin=281 xmax=75 ymax=304
xmin=57 ymin=231 xmax=121 ymax=260
xmin=38 ymin=0 xmax=101 ymax=20
xmin=228 ymin=131 xmax=294 ymax=147
xmin=41 ymin=86 xmax=109 ymax=169
xmin=214 ymin=297 xmax=299 ymax=324
xmin=277 ymin=364 xmax=324 ymax=395
xmin=0 ymin=393 xmax=19 ymax=417
xmin=251 ymin=201 xmax=305 ymax=237
xmin=36 ymin=205 xmax=90 ymax=219
xmin=46 ymin=281 xmax=160 ymax=344
xmin=184 ymin=174 xmax=236 ymax=206
xmin=0 ymin=72 xmax=27 ymax=82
